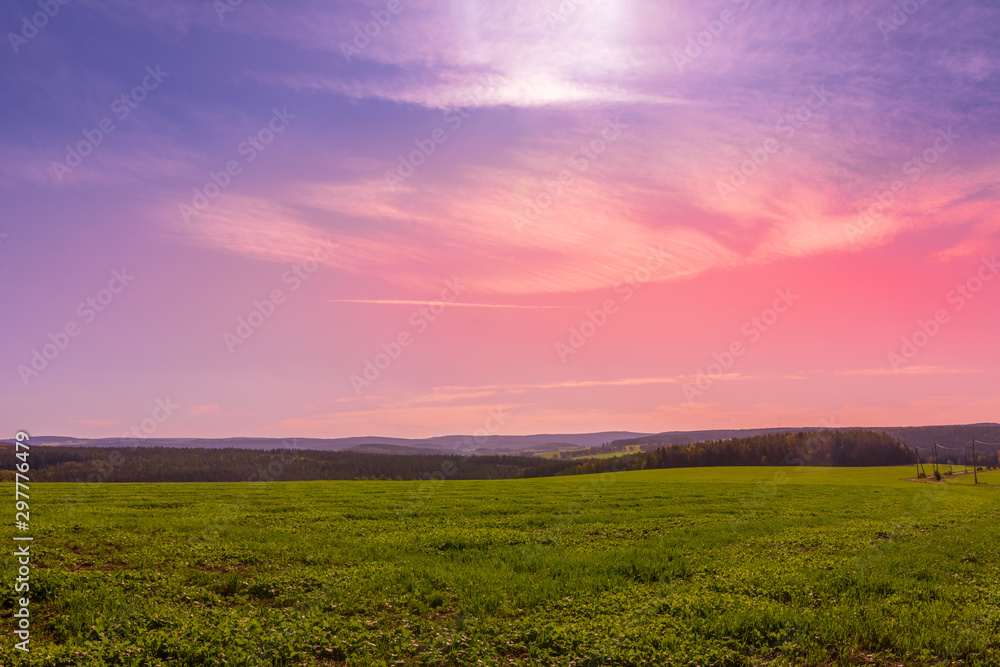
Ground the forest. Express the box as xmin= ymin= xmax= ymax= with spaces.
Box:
xmin=555 ymin=429 xmax=917 ymax=476
xmin=3 ymin=446 xmax=567 ymax=483
xmin=2 ymin=429 xmax=917 ymax=483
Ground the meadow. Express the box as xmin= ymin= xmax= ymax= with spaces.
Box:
xmin=3 ymin=466 xmax=999 ymax=666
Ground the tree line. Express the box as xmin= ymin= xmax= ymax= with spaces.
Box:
xmin=556 ymin=430 xmax=916 ymax=476
xmin=0 ymin=430 xmax=916 ymax=483
xmin=0 ymin=446 xmax=572 ymax=483
xmin=604 ymin=424 xmax=1000 ymax=459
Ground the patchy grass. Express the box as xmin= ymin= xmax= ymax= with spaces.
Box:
xmin=2 ymin=466 xmax=998 ymax=665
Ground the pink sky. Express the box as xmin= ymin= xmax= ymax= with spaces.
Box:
xmin=1 ymin=0 xmax=998 ymax=438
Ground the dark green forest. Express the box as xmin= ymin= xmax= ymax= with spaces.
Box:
xmin=557 ymin=430 xmax=917 ymax=476
xmin=3 ymin=447 xmax=567 ymax=483
xmin=603 ymin=423 xmax=1000 ymax=458
xmin=2 ymin=430 xmax=918 ymax=483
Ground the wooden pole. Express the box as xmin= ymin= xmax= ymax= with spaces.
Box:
xmin=973 ymin=440 xmax=978 ymax=485
xmin=933 ymin=443 xmax=939 ymax=478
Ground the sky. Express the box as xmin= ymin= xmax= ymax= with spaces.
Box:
xmin=1 ymin=0 xmax=998 ymax=439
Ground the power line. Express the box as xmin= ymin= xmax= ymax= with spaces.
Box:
xmin=934 ymin=443 xmax=1000 ymax=452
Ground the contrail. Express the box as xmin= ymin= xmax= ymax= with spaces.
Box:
xmin=328 ymin=299 xmax=574 ymax=309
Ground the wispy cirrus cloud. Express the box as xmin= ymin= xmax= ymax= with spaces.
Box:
xmin=5 ymin=0 xmax=1000 ymax=438
xmin=832 ymin=366 xmax=984 ymax=377
xmin=328 ymin=299 xmax=573 ymax=309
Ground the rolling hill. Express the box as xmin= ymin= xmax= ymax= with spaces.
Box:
xmin=7 ymin=424 xmax=997 ymax=461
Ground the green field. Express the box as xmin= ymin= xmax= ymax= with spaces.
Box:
xmin=536 ymin=445 xmax=644 ymax=461
xmin=3 ymin=466 xmax=1000 ymax=666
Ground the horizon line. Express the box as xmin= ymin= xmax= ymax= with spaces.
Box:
xmin=328 ymin=299 xmax=575 ymax=309
xmin=9 ymin=422 xmax=1000 ymax=442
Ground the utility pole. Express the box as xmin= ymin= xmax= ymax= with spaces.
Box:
xmin=933 ymin=443 xmax=939 ymax=479
xmin=972 ymin=440 xmax=978 ymax=485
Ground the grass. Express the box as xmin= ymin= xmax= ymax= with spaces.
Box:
xmin=536 ymin=445 xmax=644 ymax=460
xmin=937 ymin=469 xmax=1000 ymax=486
xmin=2 ymin=466 xmax=999 ymax=665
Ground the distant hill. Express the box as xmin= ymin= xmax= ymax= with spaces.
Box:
xmin=7 ymin=425 xmax=997 ymax=461
xmin=880 ymin=424 xmax=1000 ymax=459
xmin=1 ymin=430 xmax=922 ymax=484
xmin=4 ymin=432 xmax=651 ymax=455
